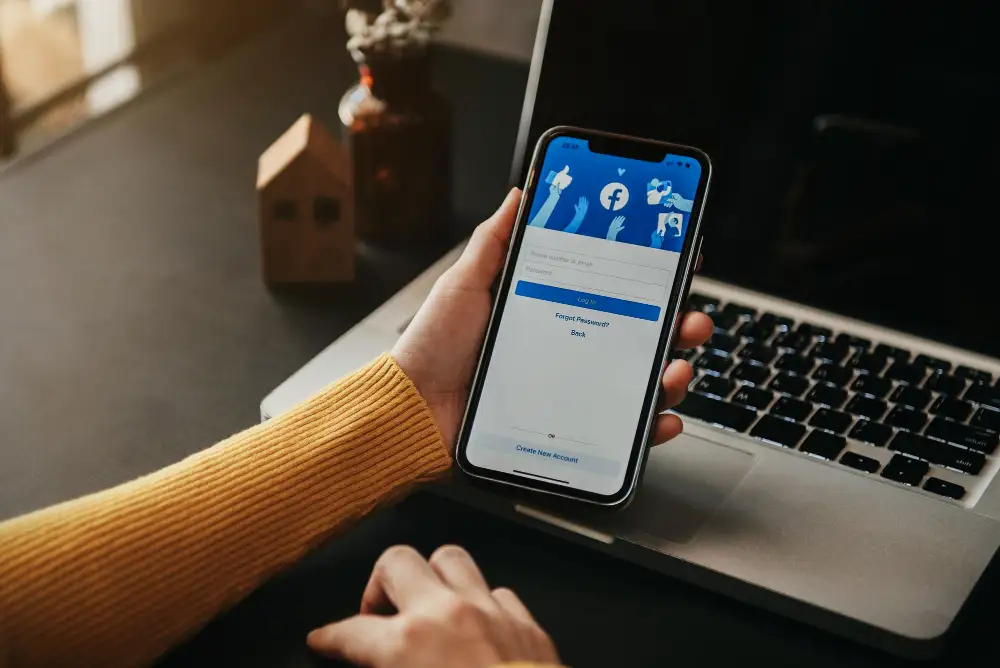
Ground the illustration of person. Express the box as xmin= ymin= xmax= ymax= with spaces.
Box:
xmin=528 ymin=165 xmax=573 ymax=228
xmin=658 ymin=212 xmax=683 ymax=238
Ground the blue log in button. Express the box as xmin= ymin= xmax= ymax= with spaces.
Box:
xmin=514 ymin=280 xmax=661 ymax=321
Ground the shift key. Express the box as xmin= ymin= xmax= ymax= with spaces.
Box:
xmin=888 ymin=431 xmax=986 ymax=475
xmin=674 ymin=393 xmax=758 ymax=432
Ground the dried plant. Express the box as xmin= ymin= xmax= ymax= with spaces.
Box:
xmin=343 ymin=0 xmax=453 ymax=60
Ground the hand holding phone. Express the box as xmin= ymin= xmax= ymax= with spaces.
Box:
xmin=455 ymin=127 xmax=712 ymax=508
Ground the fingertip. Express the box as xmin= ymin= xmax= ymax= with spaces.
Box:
xmin=652 ymin=413 xmax=684 ymax=446
xmin=306 ymin=628 xmax=325 ymax=649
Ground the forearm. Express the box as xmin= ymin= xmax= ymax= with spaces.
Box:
xmin=0 ymin=355 xmax=450 ymax=667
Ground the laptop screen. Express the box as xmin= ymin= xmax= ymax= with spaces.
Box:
xmin=514 ymin=1 xmax=998 ymax=357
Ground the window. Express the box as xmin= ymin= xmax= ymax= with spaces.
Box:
xmin=313 ymin=196 xmax=340 ymax=225
xmin=273 ymin=199 xmax=297 ymax=221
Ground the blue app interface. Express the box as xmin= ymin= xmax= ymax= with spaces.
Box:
xmin=466 ymin=136 xmax=703 ymax=496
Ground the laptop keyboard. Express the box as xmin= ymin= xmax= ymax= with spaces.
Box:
xmin=672 ymin=293 xmax=1000 ymax=502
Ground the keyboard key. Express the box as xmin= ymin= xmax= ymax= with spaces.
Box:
xmin=915 ymin=354 xmax=952 ymax=373
xmin=732 ymin=386 xmax=774 ymax=410
xmin=722 ymin=302 xmax=757 ymax=318
xmin=926 ymin=418 xmax=999 ymax=454
xmin=888 ymin=431 xmax=986 ymax=475
xmin=774 ymin=354 xmax=814 ymax=376
xmin=712 ymin=310 xmax=743 ymax=333
xmin=809 ymin=342 xmax=849 ymax=365
xmin=886 ymin=361 xmax=926 ymax=385
xmin=884 ymin=405 xmax=928 ymax=432
xmin=874 ymin=344 xmax=911 ymax=363
xmin=890 ymin=385 xmax=932 ymax=410
xmin=972 ymin=408 xmax=1000 ymax=432
xmin=674 ymin=393 xmax=758 ymax=432
xmin=840 ymin=451 xmax=881 ymax=473
xmin=773 ymin=331 xmax=812 ymax=353
xmin=881 ymin=454 xmax=930 ymax=486
xmin=739 ymin=342 xmax=777 ymax=365
xmin=810 ymin=408 xmax=853 ymax=434
xmin=849 ymin=420 xmax=893 ymax=447
xmin=851 ymin=374 xmax=892 ymax=399
xmin=730 ymin=362 xmax=771 ymax=386
xmin=923 ymin=477 xmax=966 ymax=500
xmin=705 ymin=333 xmax=740 ymax=354
xmin=770 ymin=372 xmax=810 ymax=397
xmin=672 ymin=349 xmax=696 ymax=362
xmin=835 ymin=334 xmax=871 ymax=350
xmin=925 ymin=373 xmax=966 ymax=397
xmin=931 ymin=396 xmax=973 ymax=422
xmin=813 ymin=364 xmax=853 ymax=387
xmin=846 ymin=351 xmax=887 ymax=375
xmin=693 ymin=353 xmax=732 ymax=375
xmin=694 ymin=374 xmax=736 ymax=399
xmin=797 ymin=324 xmax=833 ymax=340
xmin=799 ymin=430 xmax=847 ymax=460
xmin=806 ymin=384 xmax=848 ymax=409
xmin=750 ymin=415 xmax=806 ymax=448
xmin=846 ymin=394 xmax=888 ymax=420
xmin=687 ymin=293 xmax=720 ymax=313
xmin=736 ymin=321 xmax=774 ymax=342
xmin=770 ymin=396 xmax=813 ymax=422
xmin=965 ymin=382 xmax=1000 ymax=411
xmin=955 ymin=366 xmax=992 ymax=384
xmin=757 ymin=313 xmax=794 ymax=332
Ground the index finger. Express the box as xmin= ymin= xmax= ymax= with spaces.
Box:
xmin=361 ymin=545 xmax=447 ymax=614
xmin=674 ymin=311 xmax=713 ymax=350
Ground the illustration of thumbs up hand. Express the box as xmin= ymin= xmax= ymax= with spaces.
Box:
xmin=551 ymin=165 xmax=573 ymax=192
xmin=606 ymin=215 xmax=626 ymax=241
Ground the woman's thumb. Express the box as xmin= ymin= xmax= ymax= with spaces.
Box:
xmin=451 ymin=188 xmax=521 ymax=291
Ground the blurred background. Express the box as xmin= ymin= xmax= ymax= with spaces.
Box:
xmin=0 ymin=0 xmax=540 ymax=161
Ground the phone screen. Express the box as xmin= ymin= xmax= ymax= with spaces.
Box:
xmin=459 ymin=131 xmax=707 ymax=502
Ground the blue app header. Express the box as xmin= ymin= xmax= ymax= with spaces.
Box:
xmin=526 ymin=136 xmax=702 ymax=253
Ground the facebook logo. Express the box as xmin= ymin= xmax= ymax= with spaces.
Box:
xmin=599 ymin=182 xmax=629 ymax=211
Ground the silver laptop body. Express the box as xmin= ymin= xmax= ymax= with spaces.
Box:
xmin=262 ymin=244 xmax=1000 ymax=658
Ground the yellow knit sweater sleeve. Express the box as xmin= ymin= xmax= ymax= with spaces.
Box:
xmin=0 ymin=355 xmax=452 ymax=667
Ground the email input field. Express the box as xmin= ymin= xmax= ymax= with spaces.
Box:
xmin=521 ymin=246 xmax=672 ymax=303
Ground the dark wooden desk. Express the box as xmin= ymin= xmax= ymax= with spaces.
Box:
xmin=1 ymin=8 xmax=995 ymax=668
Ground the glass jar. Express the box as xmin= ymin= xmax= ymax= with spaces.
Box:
xmin=339 ymin=49 xmax=452 ymax=247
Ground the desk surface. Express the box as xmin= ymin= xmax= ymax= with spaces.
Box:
xmin=1 ymin=8 xmax=996 ymax=668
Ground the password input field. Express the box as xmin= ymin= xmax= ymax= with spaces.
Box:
xmin=520 ymin=247 xmax=672 ymax=303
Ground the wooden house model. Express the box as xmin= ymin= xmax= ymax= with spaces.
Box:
xmin=257 ymin=114 xmax=354 ymax=283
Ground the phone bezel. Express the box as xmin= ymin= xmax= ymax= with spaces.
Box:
xmin=455 ymin=126 xmax=712 ymax=508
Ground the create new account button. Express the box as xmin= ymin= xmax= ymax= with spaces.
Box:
xmin=514 ymin=281 xmax=660 ymax=321
xmin=478 ymin=435 xmax=621 ymax=477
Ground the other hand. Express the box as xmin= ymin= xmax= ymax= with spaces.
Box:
xmin=606 ymin=215 xmax=626 ymax=241
xmin=665 ymin=192 xmax=693 ymax=212
xmin=307 ymin=545 xmax=560 ymax=668
xmin=649 ymin=227 xmax=665 ymax=249
xmin=392 ymin=189 xmax=713 ymax=451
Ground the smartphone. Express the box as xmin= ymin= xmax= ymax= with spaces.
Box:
xmin=455 ymin=127 xmax=711 ymax=508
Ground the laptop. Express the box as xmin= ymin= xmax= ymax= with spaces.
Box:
xmin=262 ymin=0 xmax=1000 ymax=657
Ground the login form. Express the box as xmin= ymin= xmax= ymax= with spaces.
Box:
xmin=466 ymin=136 xmax=703 ymax=496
